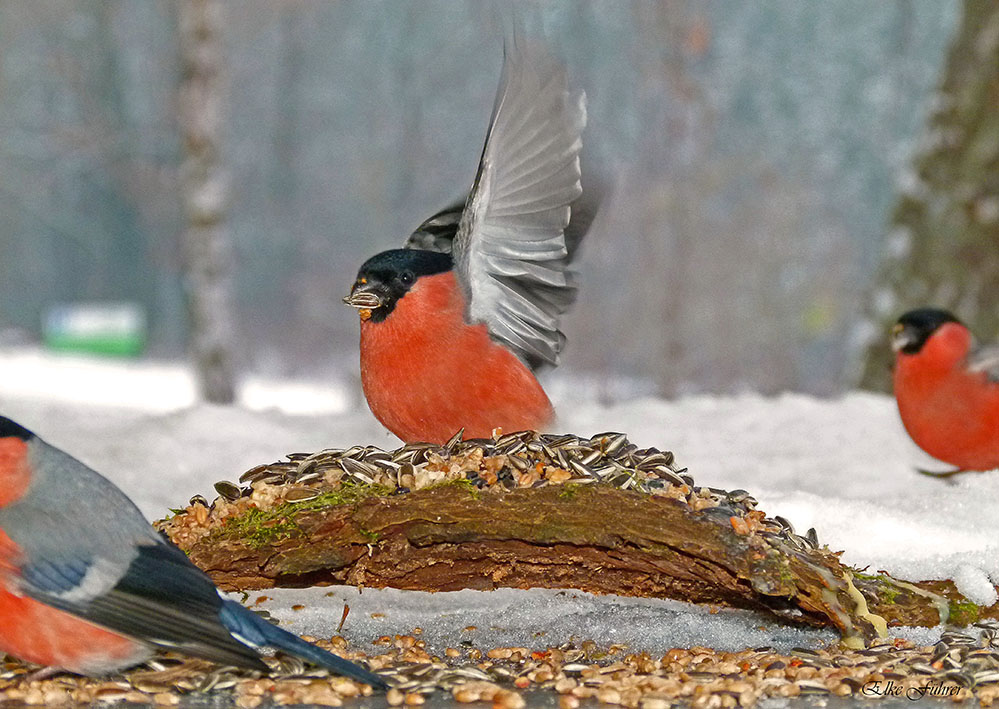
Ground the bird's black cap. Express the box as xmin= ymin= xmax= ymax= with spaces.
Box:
xmin=0 ymin=417 xmax=35 ymax=441
xmin=893 ymin=308 xmax=962 ymax=355
xmin=349 ymin=249 xmax=453 ymax=323
xmin=357 ymin=249 xmax=453 ymax=279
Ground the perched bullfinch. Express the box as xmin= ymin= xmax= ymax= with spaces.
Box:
xmin=344 ymin=44 xmax=592 ymax=444
xmin=0 ymin=416 xmax=387 ymax=686
xmin=891 ymin=308 xmax=999 ymax=475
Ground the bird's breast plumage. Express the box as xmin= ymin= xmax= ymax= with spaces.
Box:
xmin=0 ymin=589 xmax=149 ymax=674
xmin=359 ymin=271 xmax=554 ymax=443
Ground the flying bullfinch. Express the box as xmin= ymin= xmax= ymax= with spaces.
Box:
xmin=0 ymin=416 xmax=387 ymax=686
xmin=343 ymin=43 xmax=593 ymax=445
xmin=891 ymin=308 xmax=999 ymax=475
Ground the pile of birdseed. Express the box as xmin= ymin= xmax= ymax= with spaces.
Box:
xmin=4 ymin=623 xmax=999 ymax=707
xmin=158 ymin=430 xmax=821 ymax=557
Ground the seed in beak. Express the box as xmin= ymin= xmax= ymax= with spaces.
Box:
xmin=343 ymin=290 xmax=384 ymax=309
xmin=359 ymin=309 xmax=372 ymax=321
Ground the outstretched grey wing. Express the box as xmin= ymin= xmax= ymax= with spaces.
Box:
xmin=451 ymin=43 xmax=586 ymax=369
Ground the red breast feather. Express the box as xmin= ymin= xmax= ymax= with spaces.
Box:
xmin=359 ymin=271 xmax=554 ymax=444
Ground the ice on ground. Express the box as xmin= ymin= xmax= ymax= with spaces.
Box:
xmin=235 ymin=586 xmax=842 ymax=655
xmin=1 ymin=347 xmax=996 ymax=650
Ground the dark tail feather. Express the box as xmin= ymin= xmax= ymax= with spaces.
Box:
xmin=219 ymin=600 xmax=388 ymax=689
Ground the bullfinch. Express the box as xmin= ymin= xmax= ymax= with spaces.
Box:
xmin=0 ymin=416 xmax=387 ymax=687
xmin=892 ymin=308 xmax=999 ymax=476
xmin=343 ymin=43 xmax=591 ymax=444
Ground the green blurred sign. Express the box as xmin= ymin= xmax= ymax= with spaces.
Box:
xmin=43 ymin=303 xmax=147 ymax=357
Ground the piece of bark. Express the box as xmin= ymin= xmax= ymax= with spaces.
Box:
xmin=172 ymin=481 xmax=991 ymax=649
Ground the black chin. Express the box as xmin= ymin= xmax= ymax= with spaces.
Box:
xmin=897 ymin=334 xmax=925 ymax=355
xmin=368 ymin=305 xmax=392 ymax=324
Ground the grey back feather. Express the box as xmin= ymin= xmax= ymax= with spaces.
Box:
xmin=0 ymin=438 xmax=158 ymax=601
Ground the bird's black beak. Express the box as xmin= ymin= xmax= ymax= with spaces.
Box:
xmin=890 ymin=323 xmax=916 ymax=353
xmin=343 ymin=281 xmax=385 ymax=321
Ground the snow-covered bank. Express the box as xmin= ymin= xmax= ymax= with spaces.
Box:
xmin=1 ymin=347 xmax=997 ymax=641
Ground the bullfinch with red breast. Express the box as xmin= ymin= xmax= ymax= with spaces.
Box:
xmin=891 ymin=307 xmax=999 ymax=476
xmin=0 ymin=416 xmax=387 ymax=686
xmin=343 ymin=43 xmax=593 ymax=444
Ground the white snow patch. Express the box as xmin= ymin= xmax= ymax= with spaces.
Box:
xmin=950 ymin=564 xmax=999 ymax=607
xmin=0 ymin=347 xmax=350 ymax=416
xmin=0 ymin=348 xmax=197 ymax=412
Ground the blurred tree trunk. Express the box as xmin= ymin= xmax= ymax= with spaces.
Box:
xmin=178 ymin=0 xmax=236 ymax=403
xmin=859 ymin=0 xmax=999 ymax=390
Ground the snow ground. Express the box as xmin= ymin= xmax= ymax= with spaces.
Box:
xmin=1 ymin=347 xmax=996 ymax=653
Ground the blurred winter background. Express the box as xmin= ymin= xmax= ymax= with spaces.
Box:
xmin=3 ymin=0 xmax=994 ymax=406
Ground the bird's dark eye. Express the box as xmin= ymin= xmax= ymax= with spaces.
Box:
xmin=400 ymin=271 xmax=414 ymax=286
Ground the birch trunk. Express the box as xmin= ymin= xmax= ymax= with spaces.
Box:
xmin=178 ymin=0 xmax=237 ymax=403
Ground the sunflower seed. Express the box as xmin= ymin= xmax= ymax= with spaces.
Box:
xmin=974 ymin=671 xmax=999 ymax=685
xmin=444 ymin=428 xmax=465 ymax=451
xmin=240 ymin=464 xmax=271 ymax=483
xmin=284 ymin=487 xmax=320 ymax=502
xmin=796 ymin=681 xmax=830 ymax=695
xmin=773 ymin=516 xmax=795 ymax=534
xmin=213 ymin=480 xmax=243 ymax=501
